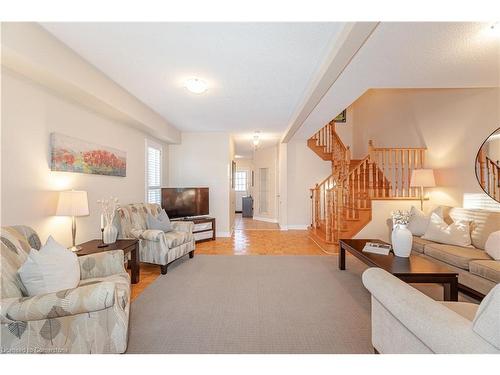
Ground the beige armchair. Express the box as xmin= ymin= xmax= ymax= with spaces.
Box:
xmin=362 ymin=267 xmax=499 ymax=354
xmin=1 ymin=226 xmax=130 ymax=354
xmin=117 ymin=203 xmax=195 ymax=274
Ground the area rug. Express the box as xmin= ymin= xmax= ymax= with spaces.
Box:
xmin=126 ymin=255 xmax=374 ymax=353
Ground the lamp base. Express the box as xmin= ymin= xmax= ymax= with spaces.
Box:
xmin=69 ymin=245 xmax=82 ymax=252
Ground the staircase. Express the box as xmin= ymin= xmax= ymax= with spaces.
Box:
xmin=476 ymin=149 xmax=500 ymax=202
xmin=309 ymin=122 xmax=427 ymax=244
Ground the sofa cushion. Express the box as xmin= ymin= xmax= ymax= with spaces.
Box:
xmin=424 ymin=243 xmax=492 ymax=270
xmin=408 ymin=206 xmax=443 ymax=236
xmin=18 ymin=236 xmax=81 ymax=296
xmin=473 ymin=284 xmax=500 ymax=349
xmin=422 ymin=213 xmax=472 ymax=247
xmin=449 ymin=208 xmax=500 ymax=250
xmin=469 ymin=260 xmax=500 ymax=283
xmin=440 ymin=301 xmax=479 ymax=321
xmin=485 ymin=231 xmax=500 ymax=260
xmin=412 ymin=236 xmax=435 ymax=254
xmin=1 ymin=226 xmax=39 ymax=298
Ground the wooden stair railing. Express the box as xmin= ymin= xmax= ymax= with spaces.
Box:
xmin=368 ymin=141 xmax=425 ymax=199
xmin=309 ymin=121 xmax=427 ymax=244
xmin=476 ymin=154 xmax=500 ymax=201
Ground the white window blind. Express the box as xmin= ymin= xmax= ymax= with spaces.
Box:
xmin=235 ymin=171 xmax=248 ymax=192
xmin=147 ymin=144 xmax=162 ymax=204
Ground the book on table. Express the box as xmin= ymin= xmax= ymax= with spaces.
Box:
xmin=362 ymin=242 xmax=391 ymax=255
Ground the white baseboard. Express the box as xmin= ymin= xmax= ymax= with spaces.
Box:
xmin=279 ymin=224 xmax=288 ymax=231
xmin=287 ymin=224 xmax=309 ymax=230
xmin=253 ymin=216 xmax=278 ymax=223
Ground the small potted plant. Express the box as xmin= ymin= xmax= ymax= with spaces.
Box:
xmin=391 ymin=210 xmax=412 ymax=257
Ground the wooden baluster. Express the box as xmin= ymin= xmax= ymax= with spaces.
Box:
xmin=405 ymin=149 xmax=411 ymax=197
xmin=394 ymin=150 xmax=400 ymax=197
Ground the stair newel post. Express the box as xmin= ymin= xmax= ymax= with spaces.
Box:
xmin=368 ymin=140 xmax=375 ymax=198
xmin=325 ymin=189 xmax=332 ymax=242
xmin=310 ymin=187 xmax=315 ymax=228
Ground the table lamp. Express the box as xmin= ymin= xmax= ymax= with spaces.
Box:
xmin=56 ymin=190 xmax=89 ymax=252
xmin=410 ymin=169 xmax=436 ymax=211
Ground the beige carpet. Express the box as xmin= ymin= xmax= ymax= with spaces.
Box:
xmin=126 ymin=254 xmax=471 ymax=354
xmin=127 ymin=254 xmax=374 ymax=353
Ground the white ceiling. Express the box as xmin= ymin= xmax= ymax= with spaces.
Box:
xmin=41 ymin=22 xmax=343 ymax=155
xmin=295 ymin=22 xmax=500 ymax=139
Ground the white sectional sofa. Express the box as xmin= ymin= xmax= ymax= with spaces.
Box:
xmin=389 ymin=207 xmax=500 ymax=298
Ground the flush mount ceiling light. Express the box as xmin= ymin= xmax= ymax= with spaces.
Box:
xmin=184 ymin=78 xmax=208 ymax=94
xmin=487 ymin=22 xmax=500 ymax=36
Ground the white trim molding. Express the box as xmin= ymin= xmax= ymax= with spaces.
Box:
xmin=252 ymin=216 xmax=278 ymax=223
xmin=287 ymin=224 xmax=309 ymax=230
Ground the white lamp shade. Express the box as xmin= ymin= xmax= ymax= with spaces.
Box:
xmin=56 ymin=190 xmax=89 ymax=216
xmin=410 ymin=169 xmax=436 ymax=188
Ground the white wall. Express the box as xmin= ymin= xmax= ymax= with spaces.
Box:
xmin=252 ymin=145 xmax=278 ymax=222
xmin=286 ymin=139 xmax=332 ymax=229
xmin=351 ymin=88 xmax=500 ymax=208
xmin=168 ymin=132 xmax=232 ymax=236
xmin=334 ymin=106 xmax=355 ymax=154
xmin=278 ymin=143 xmax=288 ymax=229
xmin=1 ymin=69 xmax=168 ymax=246
xmin=354 ymin=200 xmax=423 ymax=243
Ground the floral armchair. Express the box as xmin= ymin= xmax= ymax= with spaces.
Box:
xmin=117 ymin=203 xmax=195 ymax=274
xmin=0 ymin=225 xmax=130 ymax=354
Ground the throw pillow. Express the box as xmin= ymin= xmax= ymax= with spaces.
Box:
xmin=473 ymin=283 xmax=500 ymax=349
xmin=146 ymin=209 xmax=172 ymax=232
xmin=485 ymin=231 xmax=500 ymax=260
xmin=407 ymin=206 xmax=443 ymax=236
xmin=422 ymin=213 xmax=472 ymax=247
xmin=18 ymin=236 xmax=80 ymax=296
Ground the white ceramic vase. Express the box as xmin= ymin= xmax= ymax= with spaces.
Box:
xmin=391 ymin=224 xmax=413 ymax=257
xmin=103 ymin=223 xmax=118 ymax=244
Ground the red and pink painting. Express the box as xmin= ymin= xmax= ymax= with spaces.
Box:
xmin=50 ymin=133 xmax=126 ymax=177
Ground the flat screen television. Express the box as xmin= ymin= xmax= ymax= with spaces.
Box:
xmin=161 ymin=187 xmax=209 ymax=219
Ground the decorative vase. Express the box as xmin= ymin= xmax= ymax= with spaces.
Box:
xmin=103 ymin=223 xmax=118 ymax=244
xmin=391 ymin=224 xmax=413 ymax=257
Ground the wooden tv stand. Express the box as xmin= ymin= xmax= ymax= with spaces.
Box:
xmin=173 ymin=216 xmax=216 ymax=243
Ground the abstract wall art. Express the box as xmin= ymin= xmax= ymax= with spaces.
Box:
xmin=50 ymin=133 xmax=126 ymax=177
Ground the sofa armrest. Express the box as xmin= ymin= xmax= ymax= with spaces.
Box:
xmin=79 ymin=250 xmax=125 ymax=280
xmin=137 ymin=229 xmax=164 ymax=242
xmin=171 ymin=221 xmax=194 ymax=233
xmin=1 ymin=282 xmax=116 ymax=323
xmin=362 ymin=268 xmax=497 ymax=353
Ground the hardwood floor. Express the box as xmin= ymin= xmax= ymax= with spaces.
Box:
xmin=130 ymin=215 xmax=330 ymax=300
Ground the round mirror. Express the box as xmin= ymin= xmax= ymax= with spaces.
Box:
xmin=476 ymin=127 xmax=500 ymax=202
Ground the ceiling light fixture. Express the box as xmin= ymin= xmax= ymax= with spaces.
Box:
xmin=184 ymin=78 xmax=208 ymax=94
xmin=487 ymin=22 xmax=500 ymax=36
xmin=253 ymin=131 xmax=260 ymax=147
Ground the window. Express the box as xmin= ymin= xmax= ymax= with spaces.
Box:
xmin=235 ymin=171 xmax=248 ymax=192
xmin=146 ymin=141 xmax=162 ymax=204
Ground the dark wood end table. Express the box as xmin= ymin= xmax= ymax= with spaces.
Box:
xmin=339 ymin=239 xmax=459 ymax=301
xmin=76 ymin=239 xmax=140 ymax=284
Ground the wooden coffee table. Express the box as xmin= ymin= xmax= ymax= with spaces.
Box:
xmin=339 ymin=239 xmax=459 ymax=301
xmin=77 ymin=239 xmax=140 ymax=284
